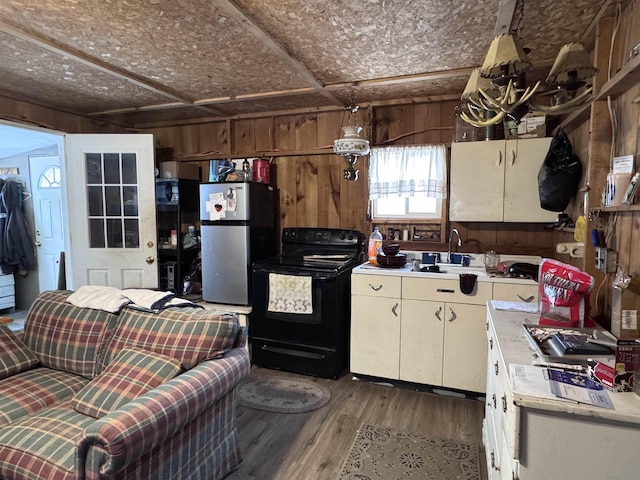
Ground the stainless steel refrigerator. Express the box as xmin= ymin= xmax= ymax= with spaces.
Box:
xmin=199 ymin=181 xmax=277 ymax=305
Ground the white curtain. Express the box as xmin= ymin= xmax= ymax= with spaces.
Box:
xmin=368 ymin=144 xmax=447 ymax=199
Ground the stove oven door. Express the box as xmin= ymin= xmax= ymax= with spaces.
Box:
xmin=250 ymin=263 xmax=352 ymax=378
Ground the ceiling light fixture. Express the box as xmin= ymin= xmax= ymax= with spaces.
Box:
xmin=333 ymin=105 xmax=370 ymax=181
xmin=460 ymin=0 xmax=598 ymax=128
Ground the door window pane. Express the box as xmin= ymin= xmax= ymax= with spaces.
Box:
xmin=104 ymin=153 xmax=121 ymax=184
xmin=124 ymin=219 xmax=139 ymax=248
xmin=107 ymin=218 xmax=123 ymax=248
xmin=86 ymin=154 xmax=103 ymax=184
xmin=105 ymin=186 xmax=122 ymax=216
xmin=87 ymin=186 xmax=104 ymax=216
xmin=122 ymin=154 xmax=137 ymax=184
xmin=89 ymin=219 xmax=105 ymax=248
xmin=123 ymin=186 xmax=138 ymax=216
xmin=85 ymin=152 xmax=140 ymax=250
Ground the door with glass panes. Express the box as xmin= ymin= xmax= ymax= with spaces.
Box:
xmin=64 ymin=134 xmax=158 ymax=289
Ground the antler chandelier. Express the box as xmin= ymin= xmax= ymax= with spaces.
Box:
xmin=460 ymin=0 xmax=598 ymax=127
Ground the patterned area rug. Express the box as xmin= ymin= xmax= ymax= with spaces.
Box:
xmin=338 ymin=423 xmax=481 ymax=480
xmin=237 ymin=377 xmax=331 ymax=413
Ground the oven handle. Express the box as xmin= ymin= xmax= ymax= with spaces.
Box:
xmin=252 ymin=267 xmax=336 ymax=281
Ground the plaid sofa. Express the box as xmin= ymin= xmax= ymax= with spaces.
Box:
xmin=0 ymin=290 xmax=250 ymax=480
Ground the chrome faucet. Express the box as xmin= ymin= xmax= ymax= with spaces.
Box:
xmin=447 ymin=228 xmax=461 ymax=263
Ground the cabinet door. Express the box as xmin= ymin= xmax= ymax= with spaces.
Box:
xmin=503 ymin=138 xmax=556 ymax=222
xmin=442 ymin=303 xmax=488 ymax=392
xmin=450 ymin=140 xmax=505 ymax=221
xmin=350 ymin=295 xmax=401 ymax=379
xmin=400 ymin=299 xmax=445 ymax=385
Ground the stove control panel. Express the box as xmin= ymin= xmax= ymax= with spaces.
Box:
xmin=282 ymin=227 xmax=360 ymax=246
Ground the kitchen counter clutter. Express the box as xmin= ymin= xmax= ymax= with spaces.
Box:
xmin=485 ymin=301 xmax=640 ymax=479
xmin=350 ymin=254 xmax=541 ymax=393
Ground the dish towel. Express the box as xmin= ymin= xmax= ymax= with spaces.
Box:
xmin=267 ymin=273 xmax=313 ymax=314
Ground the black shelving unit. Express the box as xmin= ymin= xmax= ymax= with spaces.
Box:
xmin=156 ymin=178 xmax=200 ymax=295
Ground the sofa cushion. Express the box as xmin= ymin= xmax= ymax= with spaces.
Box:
xmin=23 ymin=290 xmax=120 ymax=379
xmin=0 ymin=401 xmax=93 ymax=480
xmin=72 ymin=347 xmax=181 ymax=418
xmin=99 ymin=306 xmax=240 ymax=372
xmin=0 ymin=367 xmax=88 ymax=427
xmin=0 ymin=325 xmax=39 ymax=380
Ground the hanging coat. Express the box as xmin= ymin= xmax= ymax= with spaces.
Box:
xmin=0 ymin=180 xmax=36 ymax=275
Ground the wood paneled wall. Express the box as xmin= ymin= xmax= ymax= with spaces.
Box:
xmin=149 ymin=101 xmax=559 ymax=257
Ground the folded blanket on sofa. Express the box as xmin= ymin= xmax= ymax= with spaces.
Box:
xmin=68 ymin=286 xmax=202 ymax=313
xmin=68 ymin=286 xmax=131 ymax=313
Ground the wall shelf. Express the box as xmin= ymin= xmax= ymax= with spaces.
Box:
xmin=590 ymin=205 xmax=640 ymax=214
xmin=557 ymin=53 xmax=640 ymax=132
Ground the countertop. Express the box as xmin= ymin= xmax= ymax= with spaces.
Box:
xmin=488 ymin=301 xmax=640 ymax=424
xmin=353 ymin=251 xmax=540 ymax=286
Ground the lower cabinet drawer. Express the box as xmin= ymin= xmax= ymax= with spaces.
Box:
xmin=493 ymin=282 xmax=538 ymax=303
xmin=352 ymin=274 xmax=401 ymax=298
xmin=402 ymin=277 xmax=492 ymax=305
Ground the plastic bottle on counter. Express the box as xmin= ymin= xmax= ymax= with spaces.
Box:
xmin=368 ymin=227 xmax=383 ymax=264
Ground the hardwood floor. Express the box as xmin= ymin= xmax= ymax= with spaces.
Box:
xmin=228 ymin=366 xmax=486 ymax=479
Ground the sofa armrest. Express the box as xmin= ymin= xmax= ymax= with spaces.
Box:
xmin=75 ymin=347 xmax=249 ymax=478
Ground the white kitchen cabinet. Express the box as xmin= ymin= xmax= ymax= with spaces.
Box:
xmin=350 ymin=274 xmax=401 ymax=379
xmin=450 ymin=138 xmax=557 ymax=222
xmin=402 ymin=277 xmax=491 ymax=392
xmin=485 ymin=302 xmax=640 ymax=480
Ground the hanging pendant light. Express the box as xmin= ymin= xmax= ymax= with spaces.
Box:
xmin=333 ymin=105 xmax=370 ymax=181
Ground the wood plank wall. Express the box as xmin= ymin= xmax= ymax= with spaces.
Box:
xmin=148 ymin=101 xmax=558 ymax=257
xmin=555 ymin=0 xmax=640 ymax=320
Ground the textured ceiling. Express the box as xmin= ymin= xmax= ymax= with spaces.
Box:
xmin=0 ymin=0 xmax=609 ymax=128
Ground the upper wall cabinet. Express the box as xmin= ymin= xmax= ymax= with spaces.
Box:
xmin=450 ymin=138 xmax=557 ymax=222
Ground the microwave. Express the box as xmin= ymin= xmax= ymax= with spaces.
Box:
xmin=156 ymin=178 xmax=179 ymax=205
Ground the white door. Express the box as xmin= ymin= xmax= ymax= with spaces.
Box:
xmin=64 ymin=134 xmax=158 ymax=289
xmin=28 ymin=155 xmax=64 ymax=291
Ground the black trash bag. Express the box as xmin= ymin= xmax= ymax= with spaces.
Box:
xmin=537 ymin=128 xmax=582 ymax=212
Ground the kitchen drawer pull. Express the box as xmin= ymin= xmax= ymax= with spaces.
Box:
xmin=494 ymin=361 xmax=499 ymax=376
xmin=492 ymin=393 xmax=497 ymax=409
xmin=369 ymin=283 xmax=383 ymax=291
xmin=435 ymin=306 xmax=442 ymax=321
xmin=496 ymin=151 xmax=502 ymax=166
xmin=517 ymin=294 xmax=535 ymax=303
xmin=436 ymin=288 xmax=455 ymax=293
xmin=391 ymin=302 xmax=399 ymax=317
xmin=510 ymin=149 xmax=516 ymax=165
xmin=448 ymin=307 xmax=457 ymax=322
xmin=502 ymin=394 xmax=508 ymax=413
xmin=489 ymin=338 xmax=493 ymax=349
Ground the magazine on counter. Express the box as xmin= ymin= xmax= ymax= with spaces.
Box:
xmin=547 ymin=369 xmax=614 ymax=409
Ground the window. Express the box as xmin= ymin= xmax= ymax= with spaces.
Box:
xmin=373 ymin=196 xmax=442 ymax=219
xmin=369 ymin=145 xmax=446 ymax=219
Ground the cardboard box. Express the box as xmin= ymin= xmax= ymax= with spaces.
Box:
xmin=505 ymin=114 xmax=546 ymax=139
xmin=611 ymin=278 xmax=640 ymax=339
xmin=159 ymin=161 xmax=200 ymax=181
xmin=589 ymin=339 xmax=639 ymax=392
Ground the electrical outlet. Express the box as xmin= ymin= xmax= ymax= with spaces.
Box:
xmin=595 ymin=247 xmax=617 ymax=272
